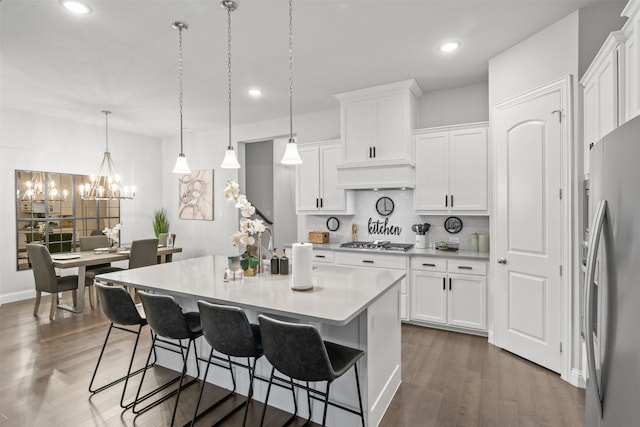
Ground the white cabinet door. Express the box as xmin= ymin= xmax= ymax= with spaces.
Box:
xmin=343 ymin=100 xmax=374 ymax=163
xmin=410 ymin=271 xmax=447 ymax=324
xmin=447 ymin=273 xmax=486 ymax=330
xmin=399 ymin=276 xmax=408 ymax=321
xmin=449 ymin=128 xmax=487 ymax=211
xmin=583 ymin=79 xmax=598 ymax=176
xmin=414 ymin=124 xmax=488 ymax=214
xmin=414 ymin=132 xmax=448 ymax=211
xmin=296 ymin=146 xmax=321 ymax=212
xmin=319 ymin=145 xmax=344 ymax=211
xmin=375 ymin=95 xmax=406 ymax=160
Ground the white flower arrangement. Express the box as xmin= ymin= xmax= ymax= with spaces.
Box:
xmin=102 ymin=223 xmax=122 ymax=246
xmin=224 ymin=180 xmax=265 ymax=248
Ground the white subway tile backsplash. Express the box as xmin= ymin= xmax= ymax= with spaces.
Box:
xmin=303 ymin=189 xmax=489 ymax=250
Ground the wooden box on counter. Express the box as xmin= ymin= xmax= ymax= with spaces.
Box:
xmin=308 ymin=231 xmax=329 ymax=244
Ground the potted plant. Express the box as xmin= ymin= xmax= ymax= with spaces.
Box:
xmin=152 ymin=208 xmax=170 ymax=242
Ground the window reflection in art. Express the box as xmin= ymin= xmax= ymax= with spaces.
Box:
xmin=178 ymin=169 xmax=214 ymax=220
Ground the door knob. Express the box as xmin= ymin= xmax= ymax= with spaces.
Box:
xmin=497 ymin=258 xmax=507 ymax=264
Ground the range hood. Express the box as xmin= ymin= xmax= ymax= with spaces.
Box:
xmin=336 ymin=159 xmax=415 ymax=189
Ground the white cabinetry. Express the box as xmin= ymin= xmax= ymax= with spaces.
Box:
xmin=311 ymin=249 xmax=335 ymax=265
xmin=413 ymin=123 xmax=488 ymax=214
xmin=296 ymin=141 xmax=353 ymax=214
xmin=410 ymin=257 xmax=486 ymax=332
xmin=581 ymin=31 xmax=625 ymax=175
xmin=335 ymin=80 xmax=423 ymax=190
xmin=335 ymin=252 xmax=409 ymax=321
xmin=623 ymin=0 xmax=640 ymax=123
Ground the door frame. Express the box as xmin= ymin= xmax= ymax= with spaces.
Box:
xmin=490 ymin=76 xmax=574 ymax=384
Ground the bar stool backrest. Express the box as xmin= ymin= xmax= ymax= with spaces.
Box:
xmin=198 ymin=301 xmax=260 ymax=358
xmin=96 ymin=283 xmax=144 ymax=326
xmin=138 ymin=291 xmax=192 ymax=340
xmin=258 ymin=314 xmax=334 ymax=382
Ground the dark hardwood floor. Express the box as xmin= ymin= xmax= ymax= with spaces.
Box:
xmin=0 ymin=294 xmax=584 ymax=426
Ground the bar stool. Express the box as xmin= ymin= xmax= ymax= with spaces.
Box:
xmin=88 ymin=283 xmax=156 ymax=409
xmin=134 ymin=291 xmax=202 ymax=427
xmin=190 ymin=301 xmax=263 ymax=427
xmin=258 ymin=314 xmax=365 ymax=427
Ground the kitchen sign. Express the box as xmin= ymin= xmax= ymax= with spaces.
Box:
xmin=368 ymin=217 xmax=402 ymax=236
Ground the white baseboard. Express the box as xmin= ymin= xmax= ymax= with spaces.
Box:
xmin=0 ymin=290 xmax=35 ymax=305
xmin=570 ymin=368 xmax=586 ymax=388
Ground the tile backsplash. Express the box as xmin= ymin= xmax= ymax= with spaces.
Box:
xmin=303 ymin=189 xmax=489 ymax=251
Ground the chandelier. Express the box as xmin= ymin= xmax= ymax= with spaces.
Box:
xmin=21 ymin=172 xmax=67 ymax=201
xmin=79 ymin=111 xmax=136 ymax=200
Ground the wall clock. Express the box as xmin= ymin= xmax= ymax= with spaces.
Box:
xmin=376 ymin=196 xmax=395 ymax=216
xmin=326 ymin=216 xmax=340 ymax=232
xmin=444 ymin=216 xmax=463 ymax=234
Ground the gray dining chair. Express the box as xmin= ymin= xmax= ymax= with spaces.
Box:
xmin=129 ymin=238 xmax=159 ymax=269
xmin=79 ymin=235 xmax=124 ymax=282
xmin=26 ymin=243 xmax=80 ymax=320
xmin=258 ymin=314 xmax=365 ymax=427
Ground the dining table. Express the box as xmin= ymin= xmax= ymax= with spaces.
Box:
xmin=50 ymin=246 xmax=182 ymax=313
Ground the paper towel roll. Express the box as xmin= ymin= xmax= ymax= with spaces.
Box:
xmin=292 ymin=242 xmax=313 ymax=290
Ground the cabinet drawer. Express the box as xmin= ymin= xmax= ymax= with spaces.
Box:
xmin=312 ymin=250 xmax=334 ymax=264
xmin=447 ymin=259 xmax=486 ymax=276
xmin=335 ymin=252 xmax=407 ymax=270
xmin=410 ymin=256 xmax=446 ymax=272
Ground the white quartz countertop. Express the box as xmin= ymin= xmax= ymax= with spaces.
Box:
xmin=295 ymin=242 xmax=490 ymax=261
xmin=96 ymin=255 xmax=405 ymax=326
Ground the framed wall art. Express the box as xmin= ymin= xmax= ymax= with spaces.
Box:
xmin=178 ymin=169 xmax=214 ymax=220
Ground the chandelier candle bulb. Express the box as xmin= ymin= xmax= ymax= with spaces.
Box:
xmin=291 ymin=242 xmax=313 ymax=291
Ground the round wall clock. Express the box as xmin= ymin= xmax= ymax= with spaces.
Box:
xmin=444 ymin=216 xmax=463 ymax=234
xmin=326 ymin=216 xmax=340 ymax=232
xmin=376 ymin=196 xmax=395 ymax=216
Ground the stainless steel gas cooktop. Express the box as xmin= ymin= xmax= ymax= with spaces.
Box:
xmin=339 ymin=240 xmax=414 ymax=251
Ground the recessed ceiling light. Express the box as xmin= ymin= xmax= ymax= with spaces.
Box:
xmin=247 ymin=88 xmax=263 ymax=97
xmin=439 ymin=41 xmax=460 ymax=53
xmin=60 ymin=0 xmax=92 ymax=15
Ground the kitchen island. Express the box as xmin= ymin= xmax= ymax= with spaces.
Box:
xmin=97 ymin=255 xmax=404 ymax=426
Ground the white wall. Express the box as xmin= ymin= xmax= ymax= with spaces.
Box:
xmin=418 ymin=82 xmax=489 ymax=129
xmin=0 ymin=107 xmax=162 ymax=303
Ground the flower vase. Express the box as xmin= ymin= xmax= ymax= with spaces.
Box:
xmin=244 ymin=266 xmax=256 ymax=277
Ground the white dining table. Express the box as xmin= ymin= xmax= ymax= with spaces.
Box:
xmin=50 ymin=246 xmax=182 ymax=313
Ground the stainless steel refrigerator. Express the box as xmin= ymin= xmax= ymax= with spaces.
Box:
xmin=584 ymin=115 xmax=640 ymax=427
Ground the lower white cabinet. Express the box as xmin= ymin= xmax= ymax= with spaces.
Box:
xmin=411 ymin=257 xmax=486 ymax=332
xmin=311 ymin=249 xmax=335 ymax=265
xmin=335 ymin=252 xmax=409 ymax=320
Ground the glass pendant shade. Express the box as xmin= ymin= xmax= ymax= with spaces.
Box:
xmin=221 ymin=146 xmax=241 ymax=169
xmin=172 ymin=153 xmax=191 ymax=174
xmin=281 ymin=139 xmax=302 ymax=165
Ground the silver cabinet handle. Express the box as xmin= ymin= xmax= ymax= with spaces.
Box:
xmin=497 ymin=258 xmax=507 ymax=264
xmin=584 ymin=200 xmax=607 ymax=418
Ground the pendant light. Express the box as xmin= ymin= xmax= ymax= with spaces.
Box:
xmin=280 ymin=0 xmax=302 ymax=165
xmin=80 ymin=111 xmax=135 ymax=200
xmin=172 ymin=21 xmax=191 ymax=174
xmin=220 ymin=0 xmax=241 ymax=169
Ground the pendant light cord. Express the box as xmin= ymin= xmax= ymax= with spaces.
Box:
xmin=227 ymin=5 xmax=233 ymax=150
xmin=102 ymin=110 xmax=111 ymax=152
xmin=289 ymin=0 xmax=293 ymax=142
xmin=178 ymin=24 xmax=185 ymax=155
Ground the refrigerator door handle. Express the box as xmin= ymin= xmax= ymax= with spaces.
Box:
xmin=584 ymin=199 xmax=607 ymax=418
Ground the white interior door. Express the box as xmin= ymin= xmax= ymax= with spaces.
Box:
xmin=494 ymin=83 xmax=565 ymax=374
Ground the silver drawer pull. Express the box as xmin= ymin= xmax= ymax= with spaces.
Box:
xmin=422 ymin=263 xmax=436 ymax=267
xmin=362 ymin=260 xmax=374 ymax=264
xmin=457 ymin=266 xmax=473 ymax=270
xmin=315 ymin=255 xmax=326 ymax=258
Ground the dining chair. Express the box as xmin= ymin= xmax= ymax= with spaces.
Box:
xmin=190 ymin=301 xmax=263 ymax=427
xmin=79 ymin=235 xmax=124 ymax=282
xmin=89 ymin=283 xmax=156 ymax=409
xmin=129 ymin=238 xmax=159 ymax=269
xmin=258 ymin=314 xmax=366 ymax=427
xmin=26 ymin=243 xmax=80 ymax=320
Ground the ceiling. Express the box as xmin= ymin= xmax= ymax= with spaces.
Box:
xmin=1 ymin=0 xmax=613 ymax=138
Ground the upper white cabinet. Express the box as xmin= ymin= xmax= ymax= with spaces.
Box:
xmin=623 ymin=0 xmax=640 ymax=122
xmin=581 ymin=31 xmax=625 ymax=176
xmin=296 ymin=140 xmax=354 ymax=214
xmin=335 ymin=79 xmax=423 ymax=189
xmin=413 ymin=123 xmax=488 ymax=215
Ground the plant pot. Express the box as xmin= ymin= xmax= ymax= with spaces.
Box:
xmin=244 ymin=266 xmax=256 ymax=276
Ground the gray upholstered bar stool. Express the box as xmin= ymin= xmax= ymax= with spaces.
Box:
xmin=89 ymin=283 xmax=156 ymax=409
xmin=190 ymin=301 xmax=263 ymax=427
xmin=134 ymin=291 xmax=202 ymax=427
xmin=258 ymin=314 xmax=365 ymax=427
